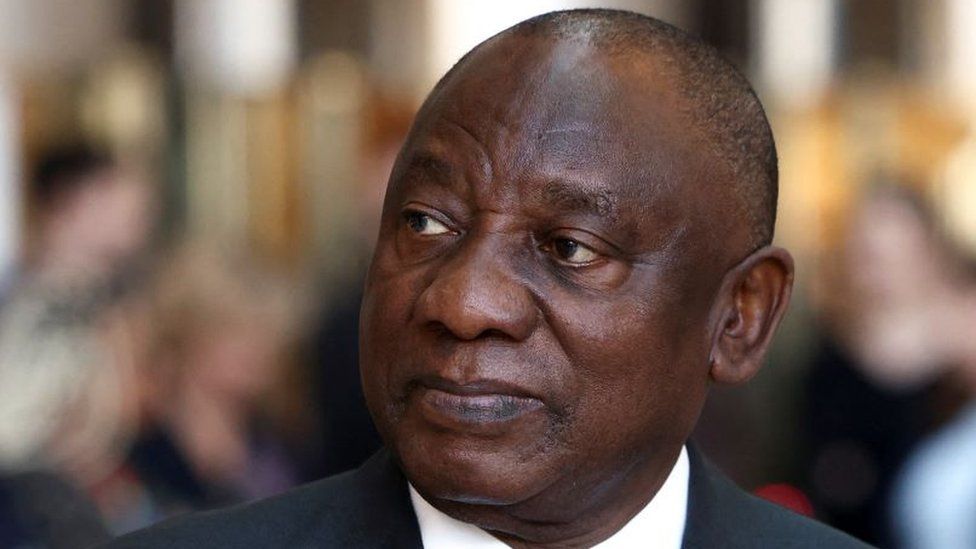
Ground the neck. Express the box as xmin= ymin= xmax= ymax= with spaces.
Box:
xmin=425 ymin=444 xmax=684 ymax=548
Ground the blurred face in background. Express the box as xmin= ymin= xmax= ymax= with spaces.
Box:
xmin=841 ymin=190 xmax=957 ymax=388
xmin=844 ymin=192 xmax=943 ymax=301
xmin=145 ymin=248 xmax=291 ymax=413
xmin=186 ymin=319 xmax=282 ymax=404
xmin=40 ymin=167 xmax=154 ymax=279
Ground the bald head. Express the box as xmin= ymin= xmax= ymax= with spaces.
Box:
xmin=428 ymin=8 xmax=777 ymax=249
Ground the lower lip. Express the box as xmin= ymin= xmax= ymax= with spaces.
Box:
xmin=416 ymin=388 xmax=544 ymax=428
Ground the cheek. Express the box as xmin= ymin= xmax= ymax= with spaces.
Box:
xmin=549 ymin=281 xmax=711 ymax=450
xmin=360 ymin=247 xmax=430 ymax=407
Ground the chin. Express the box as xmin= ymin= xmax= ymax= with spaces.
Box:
xmin=392 ymin=421 xmax=558 ymax=506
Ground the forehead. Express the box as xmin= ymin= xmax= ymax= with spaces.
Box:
xmin=392 ymin=35 xmax=726 ymax=248
xmin=418 ymin=37 xmax=706 ymax=179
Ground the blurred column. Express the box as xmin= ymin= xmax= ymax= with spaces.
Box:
xmin=175 ymin=0 xmax=298 ymax=253
xmin=938 ymin=0 xmax=976 ymax=256
xmin=945 ymin=0 xmax=976 ymax=110
xmin=176 ymin=0 xmax=297 ymax=97
xmin=0 ymin=74 xmax=21 ymax=286
xmin=299 ymin=52 xmax=367 ymax=286
xmin=752 ymin=0 xmax=837 ymax=108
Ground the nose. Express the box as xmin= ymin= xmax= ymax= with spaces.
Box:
xmin=414 ymin=234 xmax=538 ymax=342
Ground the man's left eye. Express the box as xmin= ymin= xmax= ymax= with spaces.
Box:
xmin=550 ymin=238 xmax=599 ymax=265
xmin=405 ymin=212 xmax=452 ymax=235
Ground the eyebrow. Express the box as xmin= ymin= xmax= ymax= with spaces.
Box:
xmin=542 ymin=180 xmax=618 ymax=220
xmin=403 ymin=152 xmax=454 ymax=182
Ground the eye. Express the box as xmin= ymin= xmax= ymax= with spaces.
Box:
xmin=404 ymin=211 xmax=453 ymax=236
xmin=549 ymin=238 xmax=600 ymax=265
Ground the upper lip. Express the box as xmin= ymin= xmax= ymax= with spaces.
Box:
xmin=414 ymin=375 xmax=541 ymax=401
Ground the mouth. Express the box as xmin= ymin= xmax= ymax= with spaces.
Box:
xmin=410 ymin=377 xmax=545 ymax=431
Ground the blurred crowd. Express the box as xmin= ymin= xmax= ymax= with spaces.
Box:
xmin=0 ymin=73 xmax=411 ymax=546
xmin=0 ymin=146 xmax=290 ymax=542
xmin=0 ymin=1 xmax=974 ymax=549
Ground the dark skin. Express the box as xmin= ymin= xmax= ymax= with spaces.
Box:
xmin=360 ymin=32 xmax=794 ymax=548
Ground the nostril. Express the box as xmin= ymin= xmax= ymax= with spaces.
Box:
xmin=425 ymin=320 xmax=454 ymax=339
xmin=423 ymin=321 xmax=515 ymax=342
xmin=478 ymin=328 xmax=510 ymax=341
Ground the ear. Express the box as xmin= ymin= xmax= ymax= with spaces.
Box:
xmin=708 ymin=246 xmax=794 ymax=385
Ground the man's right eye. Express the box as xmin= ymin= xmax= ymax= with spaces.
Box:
xmin=404 ymin=211 xmax=452 ymax=236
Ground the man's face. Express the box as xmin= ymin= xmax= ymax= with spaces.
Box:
xmin=361 ymin=37 xmax=739 ymax=513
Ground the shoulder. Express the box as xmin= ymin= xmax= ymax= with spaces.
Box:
xmin=103 ymin=472 xmax=355 ymax=549
xmin=699 ymin=482 xmax=873 ymax=548
xmin=101 ymin=451 xmax=422 ymax=549
xmin=683 ymin=448 xmax=873 ymax=549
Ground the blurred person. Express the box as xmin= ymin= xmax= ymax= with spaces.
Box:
xmin=24 ymin=147 xmax=153 ymax=289
xmin=109 ymin=10 xmax=868 ymax=548
xmin=0 ymin=145 xmax=154 ymax=538
xmin=99 ymin=245 xmax=300 ymax=533
xmin=890 ymin=263 xmax=976 ymax=549
xmin=837 ymin=186 xmax=959 ymax=387
xmin=800 ymin=184 xmax=962 ymax=545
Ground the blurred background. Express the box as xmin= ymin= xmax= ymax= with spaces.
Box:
xmin=0 ymin=0 xmax=973 ymax=547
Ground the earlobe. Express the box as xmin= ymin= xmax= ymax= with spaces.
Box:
xmin=708 ymin=246 xmax=794 ymax=385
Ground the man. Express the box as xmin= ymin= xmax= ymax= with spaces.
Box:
xmin=107 ymin=9 xmax=870 ymax=548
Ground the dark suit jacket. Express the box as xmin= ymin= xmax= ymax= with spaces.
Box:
xmin=104 ymin=447 xmax=872 ymax=548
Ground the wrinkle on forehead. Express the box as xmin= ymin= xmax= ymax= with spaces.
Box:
xmin=438 ymin=119 xmax=495 ymax=186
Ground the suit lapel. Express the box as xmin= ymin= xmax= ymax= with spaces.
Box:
xmin=681 ymin=445 xmax=745 ymax=549
xmin=343 ymin=450 xmax=424 ymax=548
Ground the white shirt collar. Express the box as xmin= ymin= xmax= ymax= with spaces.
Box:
xmin=409 ymin=446 xmax=689 ymax=549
